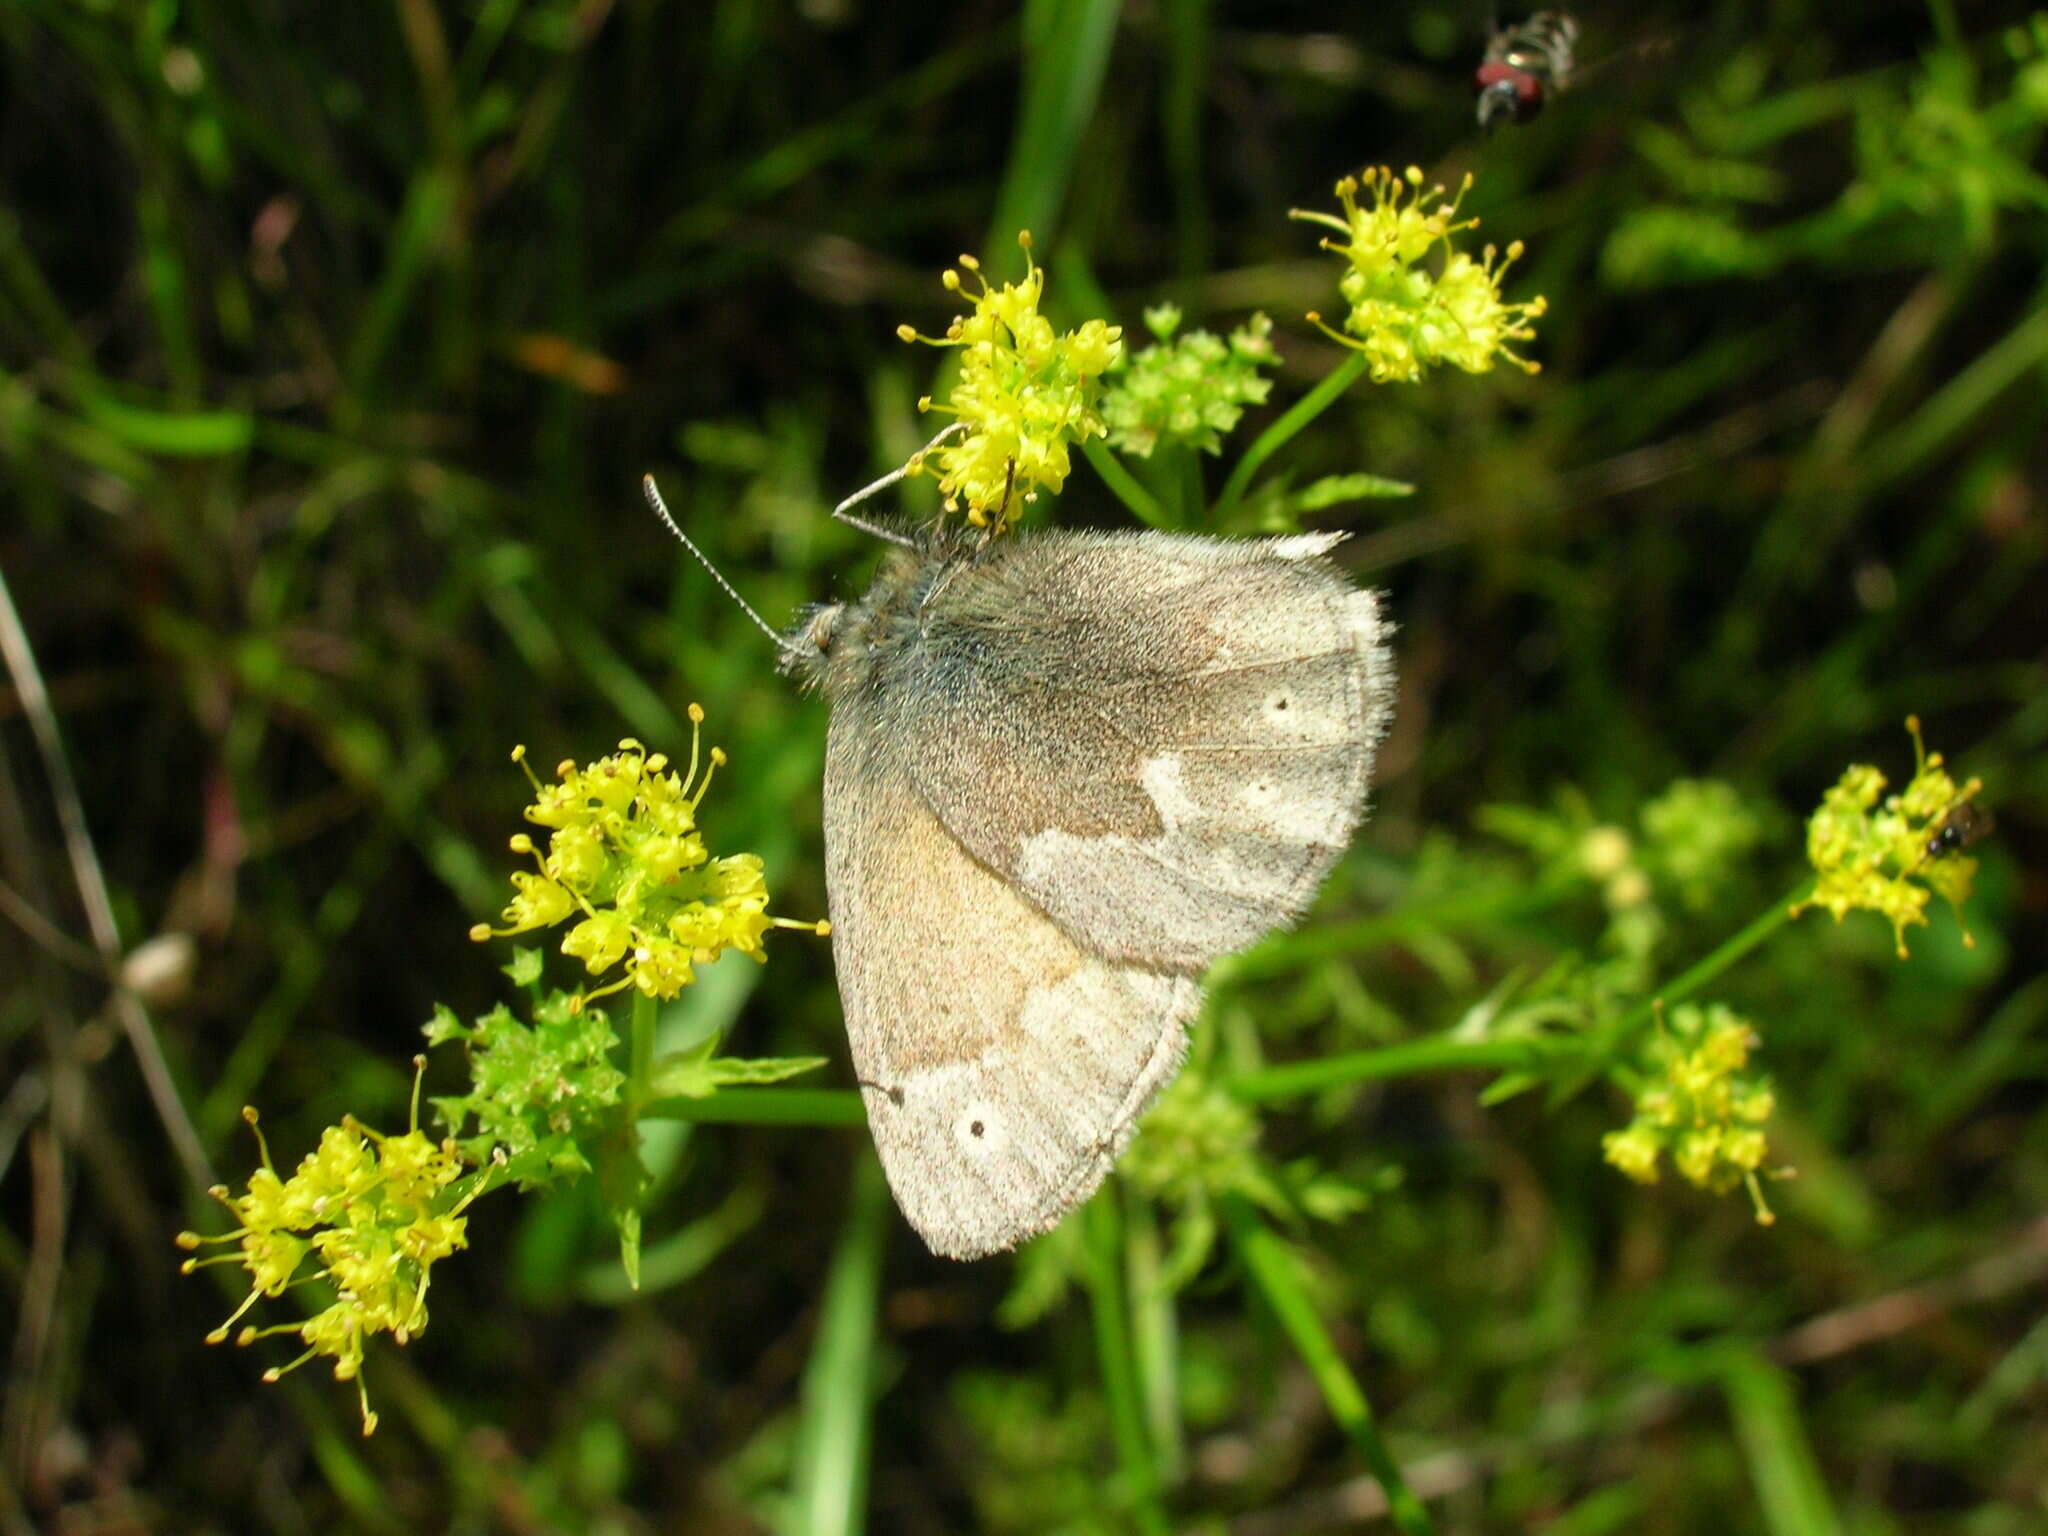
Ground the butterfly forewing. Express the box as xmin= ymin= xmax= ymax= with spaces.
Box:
xmin=899 ymin=531 xmax=1392 ymax=973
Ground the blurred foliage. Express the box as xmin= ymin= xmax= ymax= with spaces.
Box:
xmin=1 ymin=0 xmax=2044 ymax=1532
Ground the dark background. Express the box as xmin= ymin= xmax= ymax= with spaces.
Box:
xmin=1 ymin=1 xmax=2043 ymax=1530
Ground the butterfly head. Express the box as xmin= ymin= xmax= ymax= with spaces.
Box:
xmin=780 ymin=601 xmax=846 ymax=689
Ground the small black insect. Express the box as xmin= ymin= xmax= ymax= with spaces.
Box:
xmin=1475 ymin=10 xmax=1581 ymax=128
xmin=1923 ymin=802 xmax=1995 ymax=863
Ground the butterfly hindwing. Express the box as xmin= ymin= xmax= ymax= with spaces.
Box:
xmin=822 ymin=704 xmax=1199 ymax=1259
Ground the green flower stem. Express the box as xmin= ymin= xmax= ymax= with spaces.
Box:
xmin=1084 ymin=1191 xmax=1171 ymax=1536
xmin=1230 ymin=878 xmax=1813 ymax=1108
xmin=1219 ymin=1193 xmax=1435 ymax=1536
xmin=788 ymin=1152 xmax=889 ymax=1536
xmin=640 ymin=1088 xmax=867 ymax=1126
xmin=1126 ymin=1196 xmax=1186 ymax=1486
xmin=1604 ymin=879 xmax=1813 ymax=1052
xmin=1230 ymin=1036 xmax=1567 ymax=1106
xmin=1082 ymin=437 xmax=1168 ymax=527
xmin=1212 ymin=351 xmax=1369 ymax=519
xmin=1176 ymin=443 xmax=1206 ymax=525
xmin=628 ymin=990 xmax=657 ymax=1111
xmin=1214 ymin=871 xmax=1582 ymax=985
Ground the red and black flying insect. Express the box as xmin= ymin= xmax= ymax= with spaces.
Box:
xmin=1475 ymin=11 xmax=1581 ymax=128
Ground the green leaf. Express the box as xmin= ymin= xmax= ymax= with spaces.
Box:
xmin=611 ymin=1204 xmax=643 ymax=1293
xmin=997 ymin=1217 xmax=1088 ymax=1329
xmin=647 ymin=1051 xmax=828 ymax=1100
xmin=598 ymin=1129 xmax=650 ymax=1293
xmin=502 ymin=947 xmax=544 ymax=988
xmin=1291 ymin=472 xmax=1415 ymax=510
xmin=422 ymin=1003 xmax=468 ymax=1047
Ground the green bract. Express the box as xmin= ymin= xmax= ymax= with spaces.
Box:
xmin=1099 ymin=305 xmax=1276 ymax=458
xmin=424 ymin=986 xmax=626 ymax=1186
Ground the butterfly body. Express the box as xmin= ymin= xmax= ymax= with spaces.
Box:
xmin=787 ymin=528 xmax=1392 ymax=1259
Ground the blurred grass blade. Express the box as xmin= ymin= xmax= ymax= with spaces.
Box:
xmin=1125 ymin=1194 xmax=1186 ymax=1486
xmin=0 ymin=372 xmax=154 ymax=481
xmin=1159 ymin=0 xmax=1210 ymax=277
xmin=1230 ymin=1036 xmax=1559 ymax=1105
xmin=345 ymin=166 xmax=459 ymax=397
xmin=985 ymin=0 xmax=1122 ymax=252
xmin=642 ymin=1088 xmax=866 ymax=1126
xmin=1220 ymin=1193 xmax=1436 ymax=1536
xmin=1083 ymin=1189 xmax=1170 ymax=1535
xmin=1718 ymin=1348 xmax=1842 ymax=1536
xmin=0 ymin=204 xmax=88 ymax=363
xmin=306 ymin=1419 xmax=404 ymax=1531
xmin=137 ymin=187 xmax=201 ymax=398
xmin=785 ymin=1152 xmax=889 ymax=1536
xmin=550 ymin=601 xmax=693 ymax=747
xmin=75 ymin=385 xmax=254 ymax=457
xmin=1861 ymin=300 xmax=2048 ymax=487
xmin=577 ymin=1180 xmax=767 ymax=1303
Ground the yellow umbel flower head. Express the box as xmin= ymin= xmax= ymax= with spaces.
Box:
xmin=1603 ymin=1003 xmax=1785 ymax=1225
xmin=1791 ymin=716 xmax=1988 ymax=957
xmin=473 ymin=707 xmax=828 ymax=1005
xmin=1291 ymin=166 xmax=1546 ymax=382
xmin=898 ymin=232 xmax=1123 ymax=529
xmin=177 ymin=1061 xmax=483 ymax=1435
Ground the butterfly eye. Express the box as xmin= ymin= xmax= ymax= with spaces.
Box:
xmin=807 ymin=606 xmax=840 ymax=654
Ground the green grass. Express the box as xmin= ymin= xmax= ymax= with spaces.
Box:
xmin=1 ymin=2 xmax=2044 ymax=1531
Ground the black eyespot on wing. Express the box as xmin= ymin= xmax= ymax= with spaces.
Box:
xmin=970 ymin=1120 xmax=985 ymax=1138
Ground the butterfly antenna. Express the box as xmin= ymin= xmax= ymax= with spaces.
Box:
xmin=642 ymin=475 xmax=794 ymax=655
xmin=831 ymin=421 xmax=968 ymax=546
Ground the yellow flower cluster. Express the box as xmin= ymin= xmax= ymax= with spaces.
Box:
xmin=475 ymin=709 xmax=826 ymax=1003
xmin=1291 ymin=166 xmax=1546 ymax=382
xmin=177 ymin=1076 xmax=481 ymax=1435
xmin=1603 ymin=1003 xmax=1782 ymax=1224
xmin=1791 ymin=716 xmax=1985 ymax=957
xmin=899 ymin=232 xmax=1124 ymax=528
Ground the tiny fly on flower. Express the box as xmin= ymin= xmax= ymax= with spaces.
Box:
xmin=1922 ymin=801 xmax=1995 ymax=863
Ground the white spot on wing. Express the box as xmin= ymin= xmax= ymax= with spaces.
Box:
xmin=1243 ymin=776 xmax=1347 ymax=842
xmin=1138 ymin=754 xmax=1198 ymax=832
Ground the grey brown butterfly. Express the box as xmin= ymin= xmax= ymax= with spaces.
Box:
xmin=780 ymin=520 xmax=1394 ymax=1260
